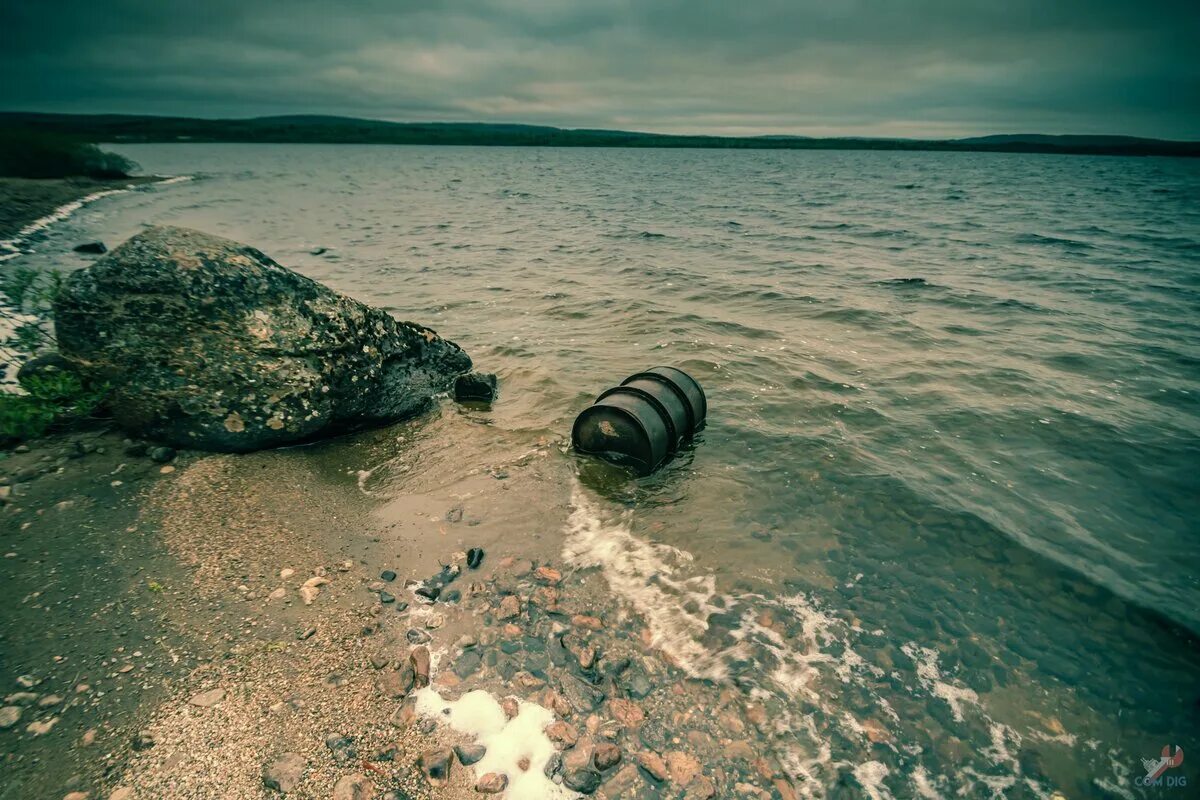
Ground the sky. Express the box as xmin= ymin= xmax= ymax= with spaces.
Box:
xmin=2 ymin=1 xmax=1198 ymax=139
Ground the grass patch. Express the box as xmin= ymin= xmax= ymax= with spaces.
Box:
xmin=0 ymin=371 xmax=109 ymax=442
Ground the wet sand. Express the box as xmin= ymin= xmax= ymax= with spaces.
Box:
xmin=2 ymin=416 xmax=780 ymax=800
xmin=0 ymin=178 xmax=163 ymax=240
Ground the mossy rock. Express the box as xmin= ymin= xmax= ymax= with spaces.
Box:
xmin=53 ymin=226 xmax=471 ymax=451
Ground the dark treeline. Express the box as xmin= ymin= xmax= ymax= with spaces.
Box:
xmin=2 ymin=112 xmax=1197 ymax=158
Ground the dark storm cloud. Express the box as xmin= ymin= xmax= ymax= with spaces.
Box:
xmin=2 ymin=1 xmax=1197 ymax=137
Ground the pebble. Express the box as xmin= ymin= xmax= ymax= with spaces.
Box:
xmin=497 ymin=595 xmax=521 ymax=620
xmin=410 ymin=646 xmax=431 ymax=687
xmin=406 ymin=629 xmax=431 ymax=645
xmin=149 ymin=446 xmax=176 ymax=463
xmin=666 ymin=751 xmax=703 ymax=785
xmin=16 ymin=675 xmax=39 ymax=689
xmin=63 ymin=793 xmax=89 ymax=800
xmin=27 ymin=717 xmax=58 ymax=736
xmin=425 ymin=612 xmax=445 ymax=629
xmin=467 ymin=547 xmax=485 ymax=569
xmin=108 ymin=789 xmax=134 ymax=800
xmin=331 ymin=774 xmax=374 ymax=800
xmin=637 ymin=751 xmax=669 ymax=782
xmin=563 ymin=768 xmax=602 ymax=794
xmin=545 ymin=721 xmax=579 ymax=748
xmin=454 ymin=650 xmax=482 ymax=679
xmin=279 ymin=568 xmax=295 ymax=579
xmin=609 ymin=698 xmax=645 ymax=728
xmin=420 ymin=748 xmax=453 ymax=784
xmin=262 ymin=752 xmax=306 ymax=792
xmin=475 ymin=772 xmax=508 ymax=793
xmin=324 ymin=733 xmax=356 ymax=764
xmin=380 ymin=570 xmax=397 ymax=582
xmin=454 ymin=742 xmax=487 ymax=766
xmin=0 ymin=706 xmax=20 ymax=728
xmin=535 ymin=566 xmax=563 ymax=585
xmin=188 ymin=688 xmax=226 ymax=708
xmin=297 ymin=626 xmax=316 ymax=640
xmin=593 ymin=742 xmax=622 ymax=770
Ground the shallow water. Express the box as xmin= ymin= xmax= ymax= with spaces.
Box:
xmin=12 ymin=144 xmax=1200 ymax=797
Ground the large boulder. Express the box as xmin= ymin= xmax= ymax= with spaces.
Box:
xmin=52 ymin=226 xmax=471 ymax=451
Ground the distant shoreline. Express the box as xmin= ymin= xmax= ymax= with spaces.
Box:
xmin=4 ymin=111 xmax=1198 ymax=158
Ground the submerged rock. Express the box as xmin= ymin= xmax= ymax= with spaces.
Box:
xmin=53 ymin=226 xmax=471 ymax=451
xmin=73 ymin=241 xmax=107 ymax=254
xmin=454 ymin=371 xmax=497 ymax=402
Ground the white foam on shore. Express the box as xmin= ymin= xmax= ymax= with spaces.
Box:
xmin=562 ymin=480 xmax=1046 ymax=798
xmin=901 ymin=643 xmax=979 ymax=722
xmin=562 ymin=481 xmax=729 ymax=680
xmin=413 ymin=688 xmax=578 ymax=799
xmin=0 ymin=175 xmax=193 ymax=262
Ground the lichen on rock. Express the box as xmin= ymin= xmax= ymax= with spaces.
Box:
xmin=53 ymin=225 xmax=471 ymax=451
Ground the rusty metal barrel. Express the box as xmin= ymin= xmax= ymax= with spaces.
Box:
xmin=572 ymin=366 xmax=707 ymax=474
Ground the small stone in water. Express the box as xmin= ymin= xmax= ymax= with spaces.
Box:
xmin=594 ymin=742 xmax=622 ymax=770
xmin=466 ymin=547 xmax=484 ymax=569
xmin=380 ymin=570 xmax=397 ymax=582
xmin=637 ymin=751 xmax=669 ymax=782
xmin=563 ymin=768 xmax=602 ymax=794
xmin=0 ymin=707 xmax=20 ymax=729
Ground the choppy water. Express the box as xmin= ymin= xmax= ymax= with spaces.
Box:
xmin=13 ymin=144 xmax=1200 ymax=797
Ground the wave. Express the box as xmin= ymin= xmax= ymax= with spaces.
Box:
xmin=559 ymin=480 xmax=1065 ymax=798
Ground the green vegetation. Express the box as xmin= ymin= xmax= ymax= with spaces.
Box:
xmin=0 ymin=128 xmax=138 ymax=179
xmin=2 ymin=112 xmax=1196 ymax=157
xmin=1 ymin=266 xmax=105 ymax=443
xmin=0 ymin=370 xmax=108 ymax=441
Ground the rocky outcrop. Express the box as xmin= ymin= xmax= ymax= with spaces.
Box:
xmin=53 ymin=226 xmax=471 ymax=451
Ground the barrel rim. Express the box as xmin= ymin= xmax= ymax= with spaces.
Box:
xmin=571 ymin=400 xmax=666 ymax=472
xmin=648 ymin=365 xmax=707 ymax=420
xmin=618 ymin=373 xmax=696 ymax=434
xmin=596 ymin=384 xmax=683 ymax=449
xmin=624 ymin=366 xmax=706 ymax=429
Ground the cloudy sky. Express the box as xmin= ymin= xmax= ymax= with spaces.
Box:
xmin=2 ymin=1 xmax=1197 ymax=139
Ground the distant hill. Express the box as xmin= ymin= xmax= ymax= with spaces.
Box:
xmin=1 ymin=112 xmax=1196 ymax=157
